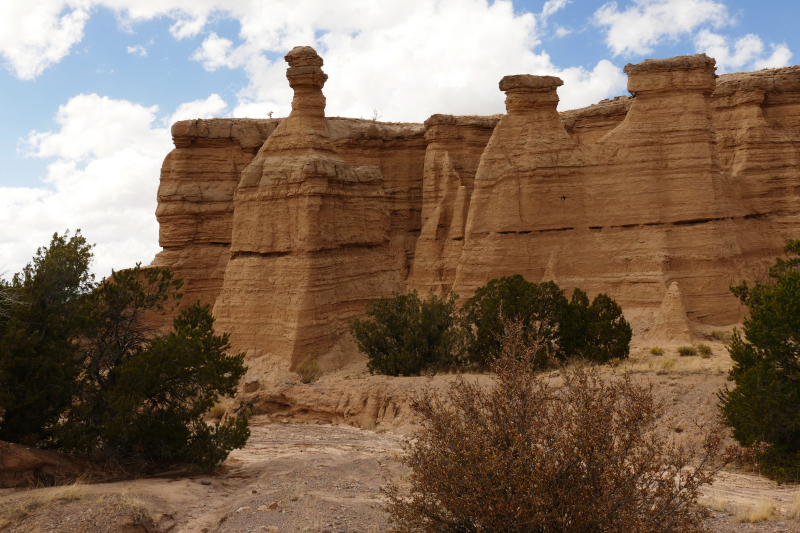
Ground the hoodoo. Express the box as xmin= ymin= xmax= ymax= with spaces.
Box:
xmin=150 ymin=50 xmax=800 ymax=370
xmin=211 ymin=46 xmax=401 ymax=370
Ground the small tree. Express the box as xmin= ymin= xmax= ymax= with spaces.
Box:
xmin=386 ymin=322 xmax=741 ymax=532
xmin=0 ymin=230 xmax=94 ymax=443
xmin=462 ymin=275 xmax=567 ymax=365
xmin=560 ymin=288 xmax=632 ymax=363
xmin=719 ymin=239 xmax=800 ymax=481
xmin=58 ymin=266 xmax=248 ymax=472
xmin=350 ymin=290 xmax=465 ymax=376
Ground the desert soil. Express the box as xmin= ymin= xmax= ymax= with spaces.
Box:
xmin=2 ymin=338 xmax=800 ymax=532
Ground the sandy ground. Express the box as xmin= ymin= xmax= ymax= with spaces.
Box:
xmin=2 ymin=336 xmax=800 ymax=532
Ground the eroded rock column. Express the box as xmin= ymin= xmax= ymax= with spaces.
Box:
xmin=213 ymin=46 xmax=399 ymax=370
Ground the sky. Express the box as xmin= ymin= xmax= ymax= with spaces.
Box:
xmin=0 ymin=0 xmax=797 ymax=279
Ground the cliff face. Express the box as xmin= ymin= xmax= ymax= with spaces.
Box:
xmin=407 ymin=114 xmax=501 ymax=295
xmin=151 ymin=118 xmax=282 ymax=321
xmin=150 ymin=50 xmax=800 ymax=366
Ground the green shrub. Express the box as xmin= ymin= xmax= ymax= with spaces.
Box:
xmin=560 ymin=289 xmax=632 ymax=364
xmin=59 ymin=302 xmax=249 ymax=472
xmin=0 ymin=233 xmax=249 ymax=472
xmin=698 ymin=344 xmax=713 ymax=357
xmin=0 ymin=230 xmax=94 ymax=444
xmin=719 ymin=239 xmax=800 ymax=481
xmin=678 ymin=345 xmax=697 ymax=356
xmin=386 ymin=322 xmax=735 ymax=533
xmin=296 ymin=356 xmax=323 ymax=383
xmin=353 ymin=277 xmax=632 ymax=375
xmin=650 ymin=346 xmax=665 ymax=355
xmin=461 ymin=276 xmax=567 ymax=366
xmin=350 ymin=290 xmax=465 ymax=376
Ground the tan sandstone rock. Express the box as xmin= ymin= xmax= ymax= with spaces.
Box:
xmin=145 ymin=51 xmax=800 ymax=374
xmin=646 ymin=282 xmax=693 ymax=343
xmin=211 ymin=47 xmax=402 ymax=370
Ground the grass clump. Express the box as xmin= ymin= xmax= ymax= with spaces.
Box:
xmin=655 ymin=359 xmax=677 ymax=374
xmin=697 ymin=492 xmax=728 ymax=513
xmin=697 ymin=344 xmax=713 ymax=358
xmin=209 ymin=402 xmax=227 ymax=419
xmin=711 ymin=330 xmax=732 ymax=342
xmin=0 ymin=479 xmax=85 ymax=526
xmin=736 ymin=499 xmax=775 ymax=523
xmin=789 ymin=491 xmax=800 ymax=520
xmin=650 ymin=346 xmax=665 ymax=355
xmin=112 ymin=494 xmax=151 ymax=525
xmin=296 ymin=356 xmax=323 ymax=384
xmin=677 ymin=345 xmax=697 ymax=357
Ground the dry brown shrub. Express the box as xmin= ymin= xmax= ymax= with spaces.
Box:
xmin=296 ymin=356 xmax=323 ymax=384
xmin=208 ymin=401 xmax=227 ymax=419
xmin=385 ymin=321 xmax=745 ymax=533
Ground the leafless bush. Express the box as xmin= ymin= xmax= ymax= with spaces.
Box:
xmin=385 ymin=321 xmax=745 ymax=533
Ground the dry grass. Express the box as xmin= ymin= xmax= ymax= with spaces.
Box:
xmin=677 ymin=345 xmax=697 ymax=357
xmin=697 ymin=344 xmax=713 ymax=358
xmin=624 ymin=355 xmax=730 ymax=376
xmin=0 ymin=477 xmax=85 ymax=526
xmin=654 ymin=358 xmax=676 ymax=374
xmin=289 ymin=485 xmax=303 ymax=502
xmin=698 ymin=491 xmax=729 ymax=513
xmin=111 ymin=493 xmax=151 ymax=525
xmin=789 ymin=491 xmax=800 ymax=520
xmin=209 ymin=401 xmax=227 ymax=419
xmin=711 ymin=330 xmax=732 ymax=343
xmin=736 ymin=499 xmax=775 ymax=523
xmin=650 ymin=346 xmax=665 ymax=355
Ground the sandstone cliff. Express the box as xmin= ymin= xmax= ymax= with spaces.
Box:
xmin=151 ymin=118 xmax=282 ymax=320
xmin=149 ymin=50 xmax=800 ymax=368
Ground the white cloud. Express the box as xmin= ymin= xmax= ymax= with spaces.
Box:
xmin=3 ymin=94 xmax=173 ymax=277
xmin=755 ymin=44 xmax=792 ymax=70
xmin=191 ymin=32 xmax=240 ymax=71
xmin=1 ymin=0 xmax=628 ymax=118
xmin=169 ymin=14 xmax=208 ymax=39
xmin=164 ymin=93 xmax=228 ymax=125
xmin=126 ymin=44 xmax=147 ymax=56
xmin=187 ymin=0 xmax=625 ymax=120
xmin=594 ymin=0 xmax=730 ymax=56
xmin=541 ymin=0 xmax=570 ymax=21
xmin=0 ymin=0 xmax=90 ymax=80
xmin=695 ymin=29 xmax=793 ymax=72
xmin=555 ymin=25 xmax=572 ymax=38
xmin=558 ymin=59 xmax=627 ymax=109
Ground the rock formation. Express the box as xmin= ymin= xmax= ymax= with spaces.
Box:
xmin=408 ymin=114 xmax=500 ymax=295
xmin=210 ymin=47 xmax=405 ymax=370
xmin=149 ymin=50 xmax=800 ymax=368
xmin=647 ymin=282 xmax=693 ymax=343
xmin=151 ymin=118 xmax=282 ymax=321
